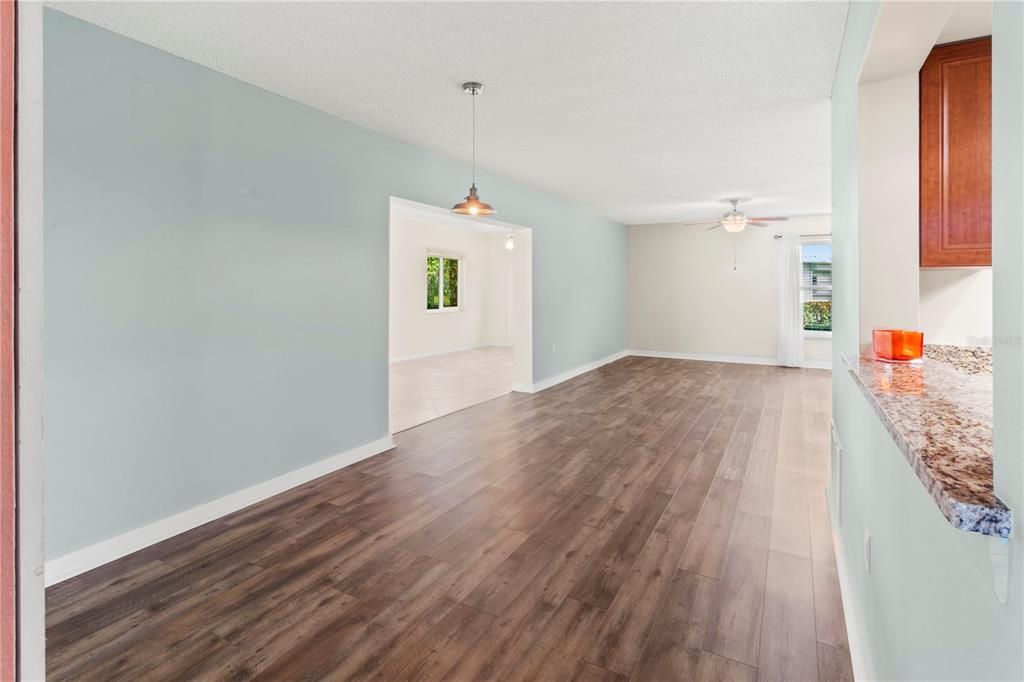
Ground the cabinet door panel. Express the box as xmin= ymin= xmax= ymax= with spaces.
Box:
xmin=920 ymin=38 xmax=991 ymax=267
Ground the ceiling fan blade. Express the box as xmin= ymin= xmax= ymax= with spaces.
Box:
xmin=748 ymin=216 xmax=789 ymax=222
xmin=680 ymin=218 xmax=722 ymax=226
xmin=705 ymin=223 xmax=723 ymax=231
xmin=747 ymin=222 xmax=769 ymax=227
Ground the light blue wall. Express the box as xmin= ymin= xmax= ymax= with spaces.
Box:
xmin=43 ymin=10 xmax=627 ymax=558
xmin=830 ymin=1 xmax=873 ymax=364
xmin=992 ymin=0 xmax=1024 ymax=521
xmin=831 ymin=3 xmax=1024 ymax=679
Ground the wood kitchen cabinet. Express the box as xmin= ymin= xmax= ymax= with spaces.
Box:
xmin=920 ymin=37 xmax=991 ymax=267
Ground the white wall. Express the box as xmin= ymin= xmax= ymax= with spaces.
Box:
xmin=389 ymin=214 xmax=513 ymax=361
xmin=627 ymin=214 xmax=831 ymax=366
xmin=858 ymin=73 xmax=921 ymax=345
xmin=920 ymin=268 xmax=993 ymax=346
xmin=17 ymin=3 xmax=46 ymax=678
xmin=484 ymin=234 xmax=515 ymax=348
xmin=803 ymin=333 xmax=832 ymax=364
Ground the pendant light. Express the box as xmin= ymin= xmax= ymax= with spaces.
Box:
xmin=452 ymin=82 xmax=496 ymax=216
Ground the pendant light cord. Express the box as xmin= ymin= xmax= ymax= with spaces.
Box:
xmin=472 ymin=89 xmax=477 ymax=186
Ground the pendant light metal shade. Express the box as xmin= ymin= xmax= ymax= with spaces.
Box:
xmin=452 ymin=81 xmax=496 ymax=216
xmin=452 ymin=184 xmax=496 ymax=216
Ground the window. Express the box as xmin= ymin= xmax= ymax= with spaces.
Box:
xmin=426 ymin=254 xmax=460 ymax=311
xmin=801 ymin=241 xmax=832 ymax=333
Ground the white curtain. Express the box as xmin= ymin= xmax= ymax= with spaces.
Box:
xmin=777 ymin=235 xmax=802 ymax=368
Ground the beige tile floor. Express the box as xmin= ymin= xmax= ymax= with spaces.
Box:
xmin=389 ymin=345 xmax=514 ymax=433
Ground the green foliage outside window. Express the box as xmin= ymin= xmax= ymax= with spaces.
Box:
xmin=803 ymin=300 xmax=832 ymax=332
xmin=426 ymin=255 xmax=459 ymax=310
xmin=427 ymin=256 xmax=440 ymax=309
xmin=443 ymin=258 xmax=459 ymax=308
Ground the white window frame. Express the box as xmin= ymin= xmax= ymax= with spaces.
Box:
xmin=426 ymin=251 xmax=462 ymax=314
xmin=800 ymin=237 xmax=832 ymax=338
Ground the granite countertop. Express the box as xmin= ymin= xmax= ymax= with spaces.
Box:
xmin=843 ymin=346 xmax=1010 ymax=538
xmin=924 ymin=344 xmax=992 ymax=375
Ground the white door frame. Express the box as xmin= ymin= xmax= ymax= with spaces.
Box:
xmin=386 ymin=196 xmax=534 ymax=428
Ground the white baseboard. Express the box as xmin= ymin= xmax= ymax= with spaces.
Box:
xmin=390 ymin=343 xmax=509 ymax=364
xmin=630 ymin=349 xmax=779 ymax=366
xmin=628 ymin=349 xmax=832 ymax=370
xmin=44 ymin=435 xmax=396 ymax=586
xmin=829 ymin=495 xmax=874 ymax=681
xmin=514 ymin=349 xmax=830 ymax=396
xmin=514 ymin=349 xmax=630 ymax=394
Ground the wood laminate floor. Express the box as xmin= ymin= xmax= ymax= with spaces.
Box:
xmin=46 ymin=357 xmax=853 ymax=681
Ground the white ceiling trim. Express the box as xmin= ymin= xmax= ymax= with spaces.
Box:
xmin=389 ymin=197 xmax=530 ymax=236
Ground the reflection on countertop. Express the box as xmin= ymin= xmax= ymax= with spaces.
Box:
xmin=843 ymin=347 xmax=1010 ymax=538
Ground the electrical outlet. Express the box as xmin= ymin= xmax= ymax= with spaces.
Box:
xmin=864 ymin=529 xmax=871 ymax=573
xmin=729 ymin=331 xmax=738 ymax=340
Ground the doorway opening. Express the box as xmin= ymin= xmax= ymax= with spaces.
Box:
xmin=387 ymin=197 xmax=532 ymax=434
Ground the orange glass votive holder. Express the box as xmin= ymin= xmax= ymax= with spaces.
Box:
xmin=872 ymin=329 xmax=924 ymax=363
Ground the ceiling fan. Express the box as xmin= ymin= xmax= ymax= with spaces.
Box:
xmin=680 ymin=199 xmax=789 ymax=233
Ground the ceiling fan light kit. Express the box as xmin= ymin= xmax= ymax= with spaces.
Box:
xmin=452 ymin=81 xmax=497 ymax=216
xmin=722 ymin=214 xmax=747 ymax=233
xmin=687 ymin=198 xmax=790 ymax=233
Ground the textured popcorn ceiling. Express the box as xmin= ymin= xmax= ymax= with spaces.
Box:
xmin=49 ymin=1 xmax=849 ymax=224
